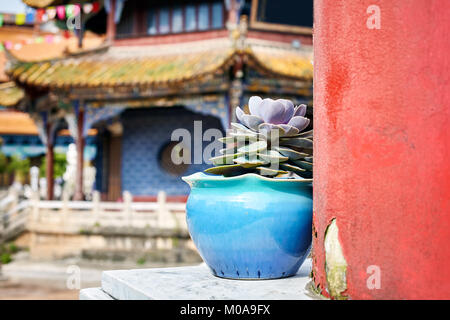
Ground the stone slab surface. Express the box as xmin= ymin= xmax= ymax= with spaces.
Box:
xmin=79 ymin=287 xmax=114 ymax=300
xmin=100 ymin=259 xmax=314 ymax=300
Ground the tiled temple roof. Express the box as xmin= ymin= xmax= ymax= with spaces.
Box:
xmin=0 ymin=26 xmax=105 ymax=107
xmin=21 ymin=0 xmax=60 ymax=8
xmin=6 ymin=39 xmax=313 ymax=90
xmin=0 ymin=109 xmax=97 ymax=135
xmin=0 ymin=82 xmax=24 ymax=107
xmin=8 ymin=45 xmax=234 ymax=88
xmin=0 ymin=27 xmax=104 ymax=81
xmin=250 ymin=45 xmax=313 ymax=79
xmin=0 ymin=110 xmax=39 ymax=135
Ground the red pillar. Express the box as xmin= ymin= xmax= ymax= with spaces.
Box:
xmin=73 ymin=108 xmax=85 ymax=201
xmin=106 ymin=0 xmax=116 ymax=43
xmin=46 ymin=123 xmax=54 ymax=201
xmin=313 ymin=0 xmax=450 ymax=299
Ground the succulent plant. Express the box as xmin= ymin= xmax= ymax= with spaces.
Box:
xmin=205 ymin=96 xmax=313 ymax=179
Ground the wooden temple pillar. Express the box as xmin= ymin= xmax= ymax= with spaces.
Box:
xmin=45 ymin=122 xmax=54 ymax=200
xmin=73 ymin=106 xmax=85 ymax=201
xmin=106 ymin=0 xmax=116 ymax=42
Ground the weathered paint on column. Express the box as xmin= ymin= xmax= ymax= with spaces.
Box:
xmin=313 ymin=0 xmax=450 ymax=299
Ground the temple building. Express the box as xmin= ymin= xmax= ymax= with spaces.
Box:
xmin=3 ymin=0 xmax=313 ymax=201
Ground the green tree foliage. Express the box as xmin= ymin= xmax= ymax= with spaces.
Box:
xmin=0 ymin=152 xmax=8 ymax=174
xmin=6 ymin=155 xmax=30 ymax=183
xmin=39 ymin=153 xmax=67 ymax=179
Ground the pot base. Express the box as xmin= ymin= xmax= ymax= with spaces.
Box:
xmin=210 ymin=273 xmax=296 ymax=281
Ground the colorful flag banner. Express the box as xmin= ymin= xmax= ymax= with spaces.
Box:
xmin=56 ymin=6 xmax=66 ymax=19
xmin=45 ymin=35 xmax=54 ymax=43
xmin=46 ymin=7 xmax=57 ymax=20
xmin=25 ymin=9 xmax=35 ymax=23
xmin=74 ymin=4 xmax=81 ymax=16
xmin=92 ymin=2 xmax=100 ymax=13
xmin=15 ymin=13 xmax=26 ymax=25
xmin=4 ymin=1 xmax=102 ymax=26
xmin=83 ymin=3 xmax=93 ymax=14
xmin=66 ymin=4 xmax=75 ymax=17
xmin=4 ymin=41 xmax=12 ymax=50
xmin=36 ymin=9 xmax=45 ymax=22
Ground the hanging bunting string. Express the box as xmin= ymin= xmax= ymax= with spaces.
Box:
xmin=0 ymin=1 xmax=102 ymax=51
xmin=0 ymin=1 xmax=101 ymax=27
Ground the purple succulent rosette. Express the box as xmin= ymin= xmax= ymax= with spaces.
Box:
xmin=236 ymin=96 xmax=310 ymax=137
xmin=206 ymin=96 xmax=313 ymax=178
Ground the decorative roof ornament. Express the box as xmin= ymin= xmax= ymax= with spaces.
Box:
xmin=228 ymin=15 xmax=248 ymax=51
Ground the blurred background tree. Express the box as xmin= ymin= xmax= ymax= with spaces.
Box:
xmin=6 ymin=155 xmax=30 ymax=184
xmin=0 ymin=152 xmax=8 ymax=174
xmin=39 ymin=153 xmax=67 ymax=179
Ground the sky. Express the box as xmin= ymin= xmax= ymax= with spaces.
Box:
xmin=0 ymin=0 xmax=28 ymax=14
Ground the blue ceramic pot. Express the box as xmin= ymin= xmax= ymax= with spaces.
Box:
xmin=182 ymin=172 xmax=313 ymax=280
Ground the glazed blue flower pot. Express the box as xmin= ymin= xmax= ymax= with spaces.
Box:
xmin=182 ymin=172 xmax=313 ymax=280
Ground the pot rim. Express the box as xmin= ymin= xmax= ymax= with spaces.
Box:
xmin=182 ymin=171 xmax=313 ymax=185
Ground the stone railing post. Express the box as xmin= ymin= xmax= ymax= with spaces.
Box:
xmin=31 ymin=189 xmax=40 ymax=222
xmin=157 ymin=191 xmax=175 ymax=229
xmin=61 ymin=190 xmax=70 ymax=224
xmin=123 ymin=191 xmax=132 ymax=227
xmin=92 ymin=190 xmax=101 ymax=223
xmin=8 ymin=186 xmax=18 ymax=210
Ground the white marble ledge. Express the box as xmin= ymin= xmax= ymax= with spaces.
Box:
xmin=79 ymin=287 xmax=114 ymax=300
xmin=80 ymin=259 xmax=315 ymax=300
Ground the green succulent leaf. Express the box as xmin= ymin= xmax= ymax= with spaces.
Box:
xmin=293 ymin=129 xmax=313 ymax=138
xmin=291 ymin=159 xmax=313 ymax=171
xmin=209 ymin=153 xmax=243 ymax=166
xmin=219 ymin=136 xmax=237 ymax=144
xmin=219 ymin=146 xmax=238 ymax=155
xmin=237 ymin=140 xmax=267 ymax=154
xmin=233 ymin=156 xmax=268 ymax=168
xmin=256 ymin=166 xmax=288 ymax=177
xmin=296 ymin=170 xmax=313 ymax=179
xmin=272 ymin=146 xmax=309 ymax=160
xmin=229 ymin=131 xmax=258 ymax=140
xmin=230 ymin=122 xmax=257 ymax=134
xmin=205 ymin=164 xmax=249 ymax=176
xmin=280 ymin=137 xmax=313 ymax=149
xmin=257 ymin=150 xmax=289 ymax=163
xmin=279 ymin=163 xmax=306 ymax=173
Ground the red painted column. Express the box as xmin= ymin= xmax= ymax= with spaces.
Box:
xmin=46 ymin=123 xmax=54 ymax=201
xmin=313 ymin=0 xmax=450 ymax=299
xmin=73 ymin=108 xmax=85 ymax=201
xmin=106 ymin=0 xmax=116 ymax=43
